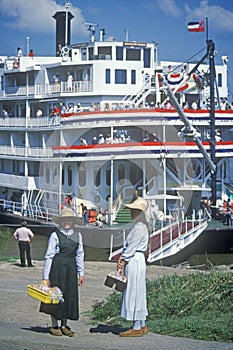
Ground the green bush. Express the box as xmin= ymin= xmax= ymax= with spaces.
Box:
xmin=90 ymin=271 xmax=233 ymax=342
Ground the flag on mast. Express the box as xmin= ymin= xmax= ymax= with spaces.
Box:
xmin=187 ymin=20 xmax=204 ymax=32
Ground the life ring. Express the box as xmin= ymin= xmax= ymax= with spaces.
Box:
xmin=61 ymin=46 xmax=70 ymax=57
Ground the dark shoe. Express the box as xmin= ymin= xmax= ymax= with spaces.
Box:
xmin=50 ymin=327 xmax=62 ymax=336
xmin=61 ymin=326 xmax=74 ymax=337
xmin=141 ymin=326 xmax=148 ymax=334
xmin=119 ymin=328 xmax=143 ymax=337
xmin=28 ymin=264 xmax=35 ymax=267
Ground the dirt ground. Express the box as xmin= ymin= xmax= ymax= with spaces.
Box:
xmin=0 ymin=260 xmax=195 ymax=324
xmin=0 ymin=260 xmax=231 ymax=350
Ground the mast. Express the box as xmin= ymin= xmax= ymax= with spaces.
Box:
xmin=208 ymin=39 xmax=217 ymax=217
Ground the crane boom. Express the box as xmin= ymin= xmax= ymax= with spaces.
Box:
xmin=160 ymin=78 xmax=216 ymax=173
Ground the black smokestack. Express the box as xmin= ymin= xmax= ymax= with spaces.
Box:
xmin=53 ymin=11 xmax=74 ymax=56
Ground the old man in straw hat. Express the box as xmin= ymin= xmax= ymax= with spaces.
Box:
xmin=117 ymin=197 xmax=149 ymax=337
xmin=40 ymin=208 xmax=84 ymax=337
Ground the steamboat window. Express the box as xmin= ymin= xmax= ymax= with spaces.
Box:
xmin=88 ymin=47 xmax=93 ymax=60
xmin=94 ymin=195 xmax=100 ymax=203
xmin=185 ymin=159 xmax=201 ymax=180
xmin=218 ymin=73 xmax=222 ymax=87
xmin=118 ymin=164 xmax=125 ymax=181
xmin=116 ymin=47 xmax=123 ymax=60
xmin=115 ymin=69 xmax=127 ymax=84
xmin=106 ymin=165 xmax=111 ymax=186
xmin=13 ymin=160 xmax=18 ymax=173
xmin=98 ymin=46 xmax=112 ymax=59
xmin=53 ymin=165 xmax=58 ymax=185
xmin=28 ymin=72 xmax=34 ymax=85
xmin=81 ymin=48 xmax=87 ymax=60
xmin=131 ymin=70 xmax=136 ymax=84
xmin=62 ymin=167 xmax=64 ymax=185
xmin=220 ymin=160 xmax=226 ymax=179
xmin=105 ymin=69 xmax=110 ymax=84
xmin=68 ymin=165 xmax=72 ymax=186
xmin=79 ymin=165 xmax=86 ymax=187
xmin=46 ymin=166 xmax=50 ymax=184
xmin=130 ymin=163 xmax=138 ymax=184
xmin=143 ymin=48 xmax=151 ymax=68
xmin=126 ymin=48 xmax=140 ymax=61
xmin=94 ymin=167 xmax=101 ymax=187
xmin=40 ymin=165 xmax=44 ymax=177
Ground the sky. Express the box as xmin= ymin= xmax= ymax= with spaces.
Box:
xmin=0 ymin=0 xmax=233 ymax=96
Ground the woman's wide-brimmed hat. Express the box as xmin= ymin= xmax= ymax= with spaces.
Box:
xmin=53 ymin=208 xmax=79 ymax=223
xmin=124 ymin=197 xmax=149 ymax=212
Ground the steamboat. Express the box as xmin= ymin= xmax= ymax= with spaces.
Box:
xmin=0 ymin=2 xmax=232 ymax=263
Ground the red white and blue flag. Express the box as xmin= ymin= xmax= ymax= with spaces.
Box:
xmin=187 ymin=20 xmax=204 ymax=32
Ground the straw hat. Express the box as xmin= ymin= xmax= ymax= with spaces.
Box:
xmin=53 ymin=208 xmax=78 ymax=223
xmin=124 ymin=197 xmax=149 ymax=212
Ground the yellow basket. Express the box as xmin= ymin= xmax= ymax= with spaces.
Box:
xmin=27 ymin=285 xmax=59 ymax=304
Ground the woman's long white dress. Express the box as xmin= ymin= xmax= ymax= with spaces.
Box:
xmin=120 ymin=221 xmax=148 ymax=321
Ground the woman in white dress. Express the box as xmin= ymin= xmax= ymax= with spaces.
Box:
xmin=117 ymin=197 xmax=149 ymax=337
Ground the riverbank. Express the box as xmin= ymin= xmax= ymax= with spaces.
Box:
xmin=1 ymin=223 xmax=233 ymax=267
xmin=0 ymin=260 xmax=232 ymax=350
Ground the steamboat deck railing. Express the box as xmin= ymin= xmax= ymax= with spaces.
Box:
xmin=109 ymin=210 xmax=208 ymax=263
xmin=4 ymin=81 xmax=93 ymax=98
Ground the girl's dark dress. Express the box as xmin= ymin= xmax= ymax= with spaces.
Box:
xmin=40 ymin=229 xmax=80 ymax=320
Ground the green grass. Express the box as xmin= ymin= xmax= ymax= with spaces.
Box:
xmin=0 ymin=256 xmax=18 ymax=262
xmin=0 ymin=227 xmax=13 ymax=241
xmin=89 ymin=270 xmax=233 ymax=342
xmin=0 ymin=227 xmax=17 ymax=261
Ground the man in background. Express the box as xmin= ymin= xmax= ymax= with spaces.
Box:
xmin=13 ymin=221 xmax=35 ymax=267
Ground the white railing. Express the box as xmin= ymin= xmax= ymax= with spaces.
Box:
xmin=0 ymin=198 xmax=57 ymax=222
xmin=5 ymin=84 xmax=43 ymax=97
xmin=147 ymin=213 xmax=208 ymax=263
xmin=0 ymin=173 xmax=37 ymax=190
xmin=61 ymin=80 xmax=93 ymax=93
xmin=109 ymin=210 xmax=208 ymax=262
xmin=0 ymin=145 xmax=53 ymax=158
xmin=4 ymin=80 xmax=93 ymax=98
xmin=0 ymin=116 xmax=60 ymax=128
xmin=121 ymin=74 xmax=155 ymax=107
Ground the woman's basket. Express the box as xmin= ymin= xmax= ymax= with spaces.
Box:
xmin=28 ymin=281 xmax=64 ymax=304
xmin=104 ymin=272 xmax=127 ymax=292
